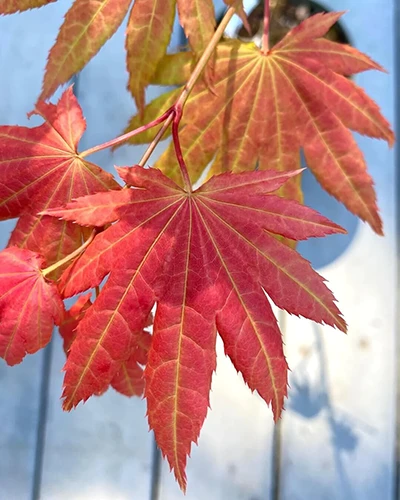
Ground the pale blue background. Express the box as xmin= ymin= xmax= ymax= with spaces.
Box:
xmin=0 ymin=1 xmax=397 ymax=499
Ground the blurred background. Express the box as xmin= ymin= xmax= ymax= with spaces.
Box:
xmin=0 ymin=0 xmax=398 ymax=498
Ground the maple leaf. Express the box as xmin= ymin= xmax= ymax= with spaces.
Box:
xmin=224 ymin=0 xmax=251 ymax=34
xmin=59 ymin=293 xmax=92 ymax=354
xmin=177 ymin=0 xmax=215 ymax=60
xmin=0 ymin=247 xmax=64 ymax=366
xmin=126 ymin=0 xmax=176 ymax=114
xmin=60 ymin=293 xmax=151 ymax=397
xmin=0 ymin=0 xmax=54 ymax=14
xmin=126 ymin=12 xmax=394 ymax=233
xmin=110 ymin=329 xmax=151 ymax=397
xmin=38 ymin=0 xmax=132 ymax=102
xmin=45 ymin=165 xmax=345 ymax=490
xmin=0 ymin=87 xmax=118 ymax=276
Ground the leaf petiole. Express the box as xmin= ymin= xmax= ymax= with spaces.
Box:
xmin=42 ymin=229 xmax=97 ymax=278
xmin=79 ymin=108 xmax=174 ymax=158
xmin=135 ymin=4 xmax=239 ymax=189
xmin=174 ymin=4 xmax=237 ymax=110
xmin=137 ymin=113 xmax=174 ymax=168
xmin=262 ymin=0 xmax=270 ymax=53
xmin=79 ymin=4 xmax=239 ymax=185
xmin=172 ymin=108 xmax=192 ymax=192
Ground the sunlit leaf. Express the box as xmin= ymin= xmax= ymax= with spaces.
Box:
xmin=128 ymin=13 xmax=394 ymax=233
xmin=45 ymin=165 xmax=345 ymax=490
xmin=39 ymin=0 xmax=131 ymax=102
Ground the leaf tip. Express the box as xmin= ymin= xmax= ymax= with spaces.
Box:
xmin=333 ymin=223 xmax=347 ymax=235
xmin=61 ymin=394 xmax=74 ymax=412
xmin=272 ymin=405 xmax=284 ymax=423
xmin=62 ymin=402 xmax=72 ymax=412
xmin=337 ymin=316 xmax=348 ymax=334
xmin=175 ymin=470 xmax=188 ymax=494
xmin=369 ymin=213 xmax=384 ymax=236
xmin=387 ymin=130 xmax=396 ymax=148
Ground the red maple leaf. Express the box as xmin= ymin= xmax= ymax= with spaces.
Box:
xmin=0 ymin=247 xmax=64 ymax=365
xmin=60 ymin=293 xmax=151 ymax=398
xmin=110 ymin=329 xmax=152 ymax=398
xmin=0 ymin=88 xmax=119 ymax=275
xmin=59 ymin=293 xmax=92 ymax=354
xmin=45 ymin=165 xmax=346 ymax=489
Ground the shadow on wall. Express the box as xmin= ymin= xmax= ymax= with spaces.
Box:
xmin=286 ymin=323 xmax=379 ymax=500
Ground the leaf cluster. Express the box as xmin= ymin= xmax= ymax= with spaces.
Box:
xmin=0 ymin=0 xmax=394 ymax=491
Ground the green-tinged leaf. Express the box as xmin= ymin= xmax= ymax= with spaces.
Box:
xmin=39 ymin=0 xmax=131 ymax=102
xmin=177 ymin=0 xmax=215 ymax=58
xmin=151 ymin=51 xmax=195 ymax=86
xmin=126 ymin=0 xmax=176 ymax=113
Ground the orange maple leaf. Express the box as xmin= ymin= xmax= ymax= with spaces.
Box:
xmin=126 ymin=12 xmax=394 ymax=233
xmin=0 ymin=0 xmax=54 ymax=14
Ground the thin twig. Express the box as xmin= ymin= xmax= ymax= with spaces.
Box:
xmin=135 ymin=5 xmax=238 ymax=186
xmin=175 ymin=5 xmax=237 ymax=110
xmin=137 ymin=114 xmax=174 ymax=168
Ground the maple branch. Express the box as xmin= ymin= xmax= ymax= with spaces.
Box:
xmin=42 ymin=229 xmax=97 ymax=278
xmin=137 ymin=114 xmax=174 ymax=167
xmin=175 ymin=5 xmax=237 ymax=109
xmin=80 ymin=5 xmax=238 ymax=185
xmin=262 ymin=0 xmax=270 ymax=53
xmin=135 ymin=5 xmax=238 ymax=180
xmin=79 ymin=108 xmax=173 ymax=158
